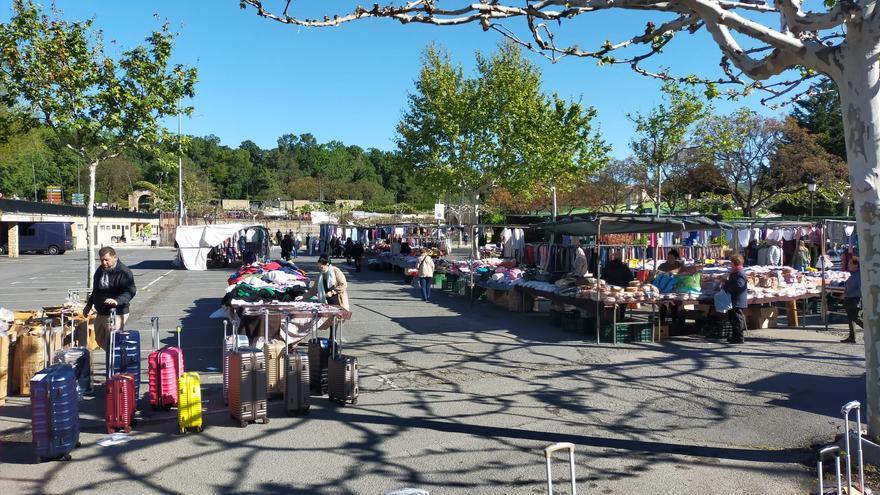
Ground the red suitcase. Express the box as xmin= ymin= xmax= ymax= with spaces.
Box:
xmin=148 ymin=317 xmax=184 ymax=410
xmin=105 ymin=373 xmax=136 ymax=433
xmin=105 ymin=331 xmax=137 ymax=433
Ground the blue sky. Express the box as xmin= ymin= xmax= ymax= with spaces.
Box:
xmin=10 ymin=1 xmax=785 ymax=159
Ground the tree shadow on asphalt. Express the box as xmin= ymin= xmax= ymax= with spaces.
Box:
xmin=0 ymin=261 xmax=862 ymax=493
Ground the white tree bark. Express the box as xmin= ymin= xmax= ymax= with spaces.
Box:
xmin=835 ymin=22 xmax=880 ymax=437
xmin=86 ymin=161 xmax=98 ymax=291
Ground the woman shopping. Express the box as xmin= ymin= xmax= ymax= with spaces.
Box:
xmin=416 ymin=250 xmax=435 ymax=302
xmin=302 ymin=255 xmax=350 ymax=310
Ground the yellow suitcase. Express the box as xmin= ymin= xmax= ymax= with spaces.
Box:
xmin=177 ymin=372 xmax=203 ymax=434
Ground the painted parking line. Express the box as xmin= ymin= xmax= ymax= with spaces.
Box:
xmin=142 ymin=269 xmax=174 ymax=291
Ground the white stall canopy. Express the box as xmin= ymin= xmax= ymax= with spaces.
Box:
xmin=175 ymin=223 xmax=261 ymax=271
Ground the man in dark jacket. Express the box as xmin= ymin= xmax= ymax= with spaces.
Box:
xmin=280 ymin=234 xmax=294 ymax=261
xmin=84 ymin=246 xmax=137 ymax=350
xmin=723 ymin=254 xmax=748 ymax=344
xmin=603 ymin=253 xmax=634 ymax=321
xmin=351 ymin=241 xmax=365 ymax=272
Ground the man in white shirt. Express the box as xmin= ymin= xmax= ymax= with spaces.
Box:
xmin=767 ymin=240 xmax=783 ymax=266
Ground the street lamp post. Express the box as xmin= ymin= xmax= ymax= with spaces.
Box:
xmin=684 ymin=192 xmax=692 ymax=213
xmin=808 ymin=181 xmax=817 ymax=216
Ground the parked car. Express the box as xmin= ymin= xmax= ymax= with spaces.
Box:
xmin=0 ymin=221 xmax=73 ymax=255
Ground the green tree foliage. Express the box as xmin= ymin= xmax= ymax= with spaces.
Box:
xmin=792 ymin=80 xmax=846 ymax=161
xmin=628 ymin=81 xmax=709 ymax=213
xmin=0 ymin=0 xmax=197 ymax=286
xmin=397 ymin=41 xmax=609 ymax=205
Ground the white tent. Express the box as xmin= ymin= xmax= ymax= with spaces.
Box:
xmin=175 ymin=223 xmax=262 ymax=271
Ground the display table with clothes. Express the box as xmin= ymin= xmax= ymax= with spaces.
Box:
xmin=226 ymin=301 xmax=352 ymax=343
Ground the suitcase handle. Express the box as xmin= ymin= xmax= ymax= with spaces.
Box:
xmin=817 ymin=445 xmax=843 ymax=495
xmin=841 ymin=400 xmax=864 ymax=494
xmin=544 ymin=442 xmax=576 ymax=495
xmin=150 ymin=316 xmax=159 ymax=351
xmin=263 ymin=308 xmax=270 ymax=346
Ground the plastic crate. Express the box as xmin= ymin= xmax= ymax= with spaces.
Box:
xmin=444 ymin=274 xmax=459 ymax=291
xmin=600 ymin=324 xmax=634 ymax=344
xmin=702 ymin=314 xmax=732 ymax=339
xmin=433 ymin=273 xmax=446 ymax=287
xmin=631 ymin=324 xmax=653 ymax=343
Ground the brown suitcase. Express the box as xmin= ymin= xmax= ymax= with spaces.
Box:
xmin=327 ymin=317 xmax=358 ymax=405
xmin=262 ymin=309 xmax=285 ymax=397
xmin=228 ymin=346 xmax=269 ymax=427
xmin=283 ymin=316 xmax=310 ymax=415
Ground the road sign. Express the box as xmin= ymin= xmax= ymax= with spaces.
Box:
xmin=71 ymin=193 xmax=85 ymax=206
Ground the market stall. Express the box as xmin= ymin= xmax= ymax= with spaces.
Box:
xmin=175 ymin=224 xmax=270 ymax=271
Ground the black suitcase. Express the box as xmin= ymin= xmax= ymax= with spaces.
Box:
xmin=327 ymin=317 xmax=358 ymax=405
xmin=283 ymin=316 xmax=310 ymax=415
xmin=308 ymin=327 xmax=331 ymax=396
xmin=228 ymin=346 xmax=269 ymax=427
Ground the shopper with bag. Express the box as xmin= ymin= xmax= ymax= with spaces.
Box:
xmin=416 ymin=250 xmax=435 ymax=302
xmin=723 ymin=254 xmax=748 ymax=345
xmin=301 ymin=255 xmax=350 ymax=310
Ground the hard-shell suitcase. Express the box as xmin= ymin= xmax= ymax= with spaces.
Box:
xmin=105 ymin=373 xmax=136 ymax=434
xmin=262 ymin=309 xmax=286 ymax=397
xmin=52 ymin=310 xmax=92 ymax=399
xmin=327 ymin=317 xmax=358 ymax=405
xmin=105 ymin=309 xmax=140 ymax=396
xmin=31 ymin=330 xmax=81 ymax=463
xmin=177 ymin=371 xmax=203 ymax=434
xmin=228 ymin=346 xmax=269 ymax=427
xmin=222 ymin=320 xmax=249 ymax=406
xmin=544 ymin=442 xmax=577 ymax=495
xmin=105 ymin=329 xmax=136 ymax=433
xmin=31 ymin=364 xmax=81 ymax=462
xmin=148 ymin=317 xmax=184 ymax=410
xmin=283 ymin=316 xmax=310 ymax=415
xmin=308 ymin=319 xmax=331 ymax=395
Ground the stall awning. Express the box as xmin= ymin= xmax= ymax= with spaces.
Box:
xmin=542 ymin=214 xmax=731 ymax=236
xmin=175 ymin=223 xmax=262 ymax=270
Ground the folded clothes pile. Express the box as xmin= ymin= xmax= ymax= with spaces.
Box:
xmin=223 ymin=260 xmax=310 ymax=306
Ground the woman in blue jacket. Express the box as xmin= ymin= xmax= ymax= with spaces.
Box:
xmin=723 ymin=254 xmax=748 ymax=344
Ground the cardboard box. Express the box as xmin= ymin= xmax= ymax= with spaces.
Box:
xmin=746 ymin=307 xmax=778 ymax=329
xmin=0 ymin=334 xmax=9 ymax=405
xmin=654 ymin=324 xmax=670 ymax=341
xmin=15 ymin=332 xmax=45 ymax=396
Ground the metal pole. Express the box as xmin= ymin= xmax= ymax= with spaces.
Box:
xmin=551 ymin=185 xmax=557 ymax=221
xmin=178 ymin=104 xmax=184 ymax=226
xmin=32 ymin=162 xmax=37 ymax=201
xmin=596 ymin=218 xmax=603 ymax=345
xmin=656 ymin=163 xmax=662 ymax=218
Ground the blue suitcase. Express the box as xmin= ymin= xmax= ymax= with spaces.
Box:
xmin=31 ymin=364 xmax=81 ymax=462
xmin=107 ymin=330 xmax=141 ymax=396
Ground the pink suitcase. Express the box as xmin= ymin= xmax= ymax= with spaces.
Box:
xmin=148 ymin=317 xmax=184 ymax=410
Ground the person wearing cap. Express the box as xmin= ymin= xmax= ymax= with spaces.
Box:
xmin=303 ymin=255 xmax=350 ymax=310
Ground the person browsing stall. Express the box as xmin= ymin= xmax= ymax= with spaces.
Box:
xmin=83 ymin=247 xmax=137 ymax=350
xmin=723 ymin=254 xmax=748 ymax=345
xmin=303 ymin=255 xmax=350 ymax=310
xmin=841 ymin=256 xmax=863 ymax=343
xmin=416 ymin=250 xmax=435 ymax=302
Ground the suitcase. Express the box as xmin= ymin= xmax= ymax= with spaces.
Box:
xmin=283 ymin=316 xmax=310 ymax=415
xmin=262 ymin=309 xmax=286 ymax=398
xmin=308 ymin=317 xmax=331 ymax=395
xmin=30 ymin=363 xmax=81 ymax=462
xmin=148 ymin=317 xmax=184 ymax=410
xmin=228 ymin=346 xmax=269 ymax=427
xmin=544 ymin=442 xmax=577 ymax=495
xmin=327 ymin=317 xmax=358 ymax=405
xmin=177 ymin=371 xmax=203 ymax=434
xmin=105 ymin=309 xmax=140 ymax=396
xmin=105 ymin=372 xmax=136 ymax=433
xmin=222 ymin=320 xmax=249 ymax=406
xmin=52 ymin=310 xmax=92 ymax=400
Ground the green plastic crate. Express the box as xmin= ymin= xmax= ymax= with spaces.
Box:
xmin=433 ymin=273 xmax=446 ymax=287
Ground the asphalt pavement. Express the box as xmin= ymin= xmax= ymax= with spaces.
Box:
xmin=0 ymin=247 xmax=868 ymax=494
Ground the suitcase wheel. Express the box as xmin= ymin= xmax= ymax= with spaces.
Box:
xmin=62 ymin=454 xmax=72 ymax=461
xmin=197 ymin=426 xmax=204 ymax=433
xmin=239 ymin=421 xmax=247 ymax=428
xmin=131 ymin=419 xmax=138 ymax=428
xmin=106 ymin=427 xmax=114 ymax=434
xmin=262 ymin=418 xmax=269 ymax=425
xmin=124 ymin=427 xmax=132 ymax=434
xmin=351 ymin=398 xmax=358 ymax=405
xmin=75 ymin=442 xmax=82 ymax=448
